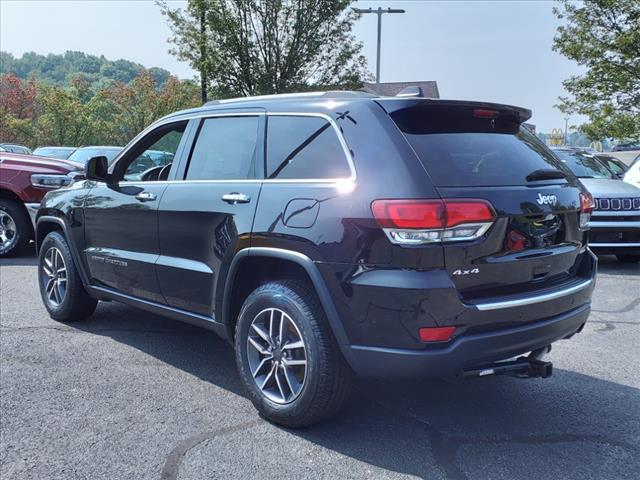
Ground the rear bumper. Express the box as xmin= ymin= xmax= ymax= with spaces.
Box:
xmin=588 ymin=244 xmax=640 ymax=255
xmin=347 ymin=303 xmax=590 ymax=378
xmin=318 ymin=249 xmax=596 ymax=351
xmin=588 ymin=215 xmax=640 ymax=254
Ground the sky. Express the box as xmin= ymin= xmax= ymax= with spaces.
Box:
xmin=0 ymin=0 xmax=585 ymax=133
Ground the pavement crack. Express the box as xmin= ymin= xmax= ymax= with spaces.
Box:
xmin=361 ymin=388 xmax=638 ymax=480
xmin=358 ymin=388 xmax=469 ymax=480
xmin=592 ymin=297 xmax=640 ymax=314
xmin=160 ymin=419 xmax=262 ymax=480
xmin=595 ymin=322 xmax=616 ymax=332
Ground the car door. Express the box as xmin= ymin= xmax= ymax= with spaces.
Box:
xmin=82 ymin=119 xmax=191 ymax=303
xmin=156 ymin=112 xmax=264 ymax=316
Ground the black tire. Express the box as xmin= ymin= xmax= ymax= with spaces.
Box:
xmin=0 ymin=198 xmax=31 ymax=257
xmin=234 ymin=280 xmax=352 ymax=427
xmin=38 ymin=231 xmax=97 ymax=322
xmin=616 ymin=254 xmax=640 ymax=264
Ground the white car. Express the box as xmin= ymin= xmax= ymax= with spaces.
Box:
xmin=624 ymin=155 xmax=640 ymax=188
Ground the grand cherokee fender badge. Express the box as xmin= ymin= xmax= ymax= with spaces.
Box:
xmin=536 ymin=193 xmax=558 ymax=206
xmin=452 ymin=268 xmax=480 ymax=276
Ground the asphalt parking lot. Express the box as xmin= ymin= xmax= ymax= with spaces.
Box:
xmin=1 ymin=254 xmax=638 ymax=480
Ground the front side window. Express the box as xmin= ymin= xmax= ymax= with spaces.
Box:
xmin=119 ymin=121 xmax=187 ymax=181
xmin=186 ymin=116 xmax=260 ymax=181
xmin=266 ymin=115 xmax=351 ymax=180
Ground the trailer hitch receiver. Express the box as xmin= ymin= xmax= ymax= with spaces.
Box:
xmin=460 ymin=346 xmax=553 ymax=380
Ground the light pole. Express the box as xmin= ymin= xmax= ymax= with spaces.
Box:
xmin=352 ymin=6 xmax=405 ymax=95
xmin=564 ymin=116 xmax=569 ymax=145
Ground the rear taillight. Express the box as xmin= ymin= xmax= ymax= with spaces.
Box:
xmin=579 ymin=192 xmax=594 ymax=229
xmin=371 ymin=199 xmax=496 ymax=245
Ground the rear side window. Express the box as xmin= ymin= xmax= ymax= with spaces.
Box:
xmin=266 ymin=115 xmax=351 ymax=179
xmin=391 ymin=105 xmax=568 ymax=187
xmin=187 ymin=116 xmax=259 ymax=180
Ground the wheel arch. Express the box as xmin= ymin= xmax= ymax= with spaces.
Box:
xmin=0 ymin=188 xmax=33 ymax=237
xmin=36 ymin=215 xmax=91 ymax=285
xmin=221 ymin=247 xmax=353 ymax=362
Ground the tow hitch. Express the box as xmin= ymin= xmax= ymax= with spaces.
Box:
xmin=460 ymin=346 xmax=553 ymax=380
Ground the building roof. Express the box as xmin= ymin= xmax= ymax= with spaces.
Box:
xmin=362 ymin=81 xmax=440 ymax=98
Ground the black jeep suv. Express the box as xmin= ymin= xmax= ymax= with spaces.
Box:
xmin=36 ymin=92 xmax=597 ymax=427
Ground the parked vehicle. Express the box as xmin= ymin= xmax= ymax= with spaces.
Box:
xmin=594 ymin=154 xmax=629 ymax=178
xmin=0 ymin=152 xmax=80 ymax=257
xmin=613 ymin=142 xmax=640 ymax=152
xmin=66 ymin=146 xmax=121 ymax=167
xmin=623 ymin=156 xmax=640 ymax=189
xmin=553 ymin=148 xmax=640 ymax=263
xmin=0 ymin=144 xmax=32 ymax=155
xmin=32 ymin=146 xmax=77 ymax=160
xmin=36 ymin=92 xmax=596 ymax=426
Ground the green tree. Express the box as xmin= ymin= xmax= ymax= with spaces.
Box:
xmin=0 ymin=51 xmax=172 ymax=91
xmin=37 ymin=83 xmax=96 ymax=146
xmin=553 ymin=0 xmax=640 ymax=142
xmin=100 ymin=71 xmax=200 ymax=144
xmin=159 ymin=0 xmax=369 ymax=98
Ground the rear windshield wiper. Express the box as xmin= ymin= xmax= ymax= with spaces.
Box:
xmin=526 ymin=169 xmax=568 ymax=182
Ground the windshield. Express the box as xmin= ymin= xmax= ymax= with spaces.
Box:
xmin=68 ymin=147 xmax=121 ymax=165
xmin=554 ymin=151 xmax=615 ymax=179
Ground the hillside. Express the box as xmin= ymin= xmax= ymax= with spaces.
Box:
xmin=0 ymin=50 xmax=173 ymax=90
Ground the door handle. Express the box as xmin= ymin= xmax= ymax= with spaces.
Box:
xmin=221 ymin=192 xmax=251 ymax=204
xmin=135 ymin=191 xmax=157 ymax=202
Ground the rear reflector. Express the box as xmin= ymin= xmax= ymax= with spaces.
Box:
xmin=419 ymin=326 xmax=456 ymax=342
xmin=372 ymin=199 xmax=496 ymax=245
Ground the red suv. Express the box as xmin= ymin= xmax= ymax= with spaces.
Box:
xmin=0 ymin=152 xmax=80 ymax=257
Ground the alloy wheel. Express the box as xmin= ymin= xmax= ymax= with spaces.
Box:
xmin=42 ymin=247 xmax=67 ymax=306
xmin=246 ymin=308 xmax=307 ymax=404
xmin=0 ymin=211 xmax=17 ymax=252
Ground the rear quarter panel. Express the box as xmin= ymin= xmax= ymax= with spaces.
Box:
xmin=251 ymin=100 xmax=444 ymax=268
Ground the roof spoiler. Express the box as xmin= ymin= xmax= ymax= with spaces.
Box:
xmin=376 ymin=98 xmax=532 ymax=124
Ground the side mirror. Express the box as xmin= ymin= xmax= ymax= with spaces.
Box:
xmin=85 ymin=156 xmax=109 ymax=182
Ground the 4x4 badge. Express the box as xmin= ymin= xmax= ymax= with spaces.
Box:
xmin=452 ymin=268 xmax=480 ymax=276
xmin=536 ymin=193 xmax=558 ymax=206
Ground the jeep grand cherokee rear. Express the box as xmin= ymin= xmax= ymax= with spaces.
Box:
xmin=321 ymin=99 xmax=596 ymax=379
xmin=35 ymin=92 xmax=595 ymax=427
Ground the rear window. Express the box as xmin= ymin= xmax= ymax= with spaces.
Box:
xmin=391 ymin=106 xmax=568 ymax=187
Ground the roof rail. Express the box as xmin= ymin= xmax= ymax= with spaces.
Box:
xmin=204 ymin=90 xmax=375 ymax=106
